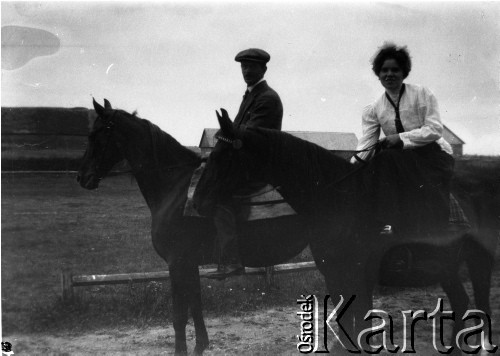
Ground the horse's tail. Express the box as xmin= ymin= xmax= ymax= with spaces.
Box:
xmin=462 ymin=234 xmax=495 ymax=316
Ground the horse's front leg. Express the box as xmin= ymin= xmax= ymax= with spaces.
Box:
xmin=323 ymin=282 xmax=359 ymax=354
xmin=440 ymin=270 xmax=470 ymax=356
xmin=187 ymin=262 xmax=209 ymax=355
xmin=352 ymin=281 xmax=377 ymax=353
xmin=312 ymin=236 xmax=367 ymax=354
xmin=169 ymin=260 xmax=190 ymax=355
xmin=169 ymin=257 xmax=209 ymax=356
xmin=466 ymin=235 xmax=496 ymax=355
xmin=323 ymin=269 xmax=366 ymax=354
xmin=325 ymin=258 xmax=378 ymax=354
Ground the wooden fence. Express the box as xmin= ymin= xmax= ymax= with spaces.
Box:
xmin=61 ymin=261 xmax=317 ymax=301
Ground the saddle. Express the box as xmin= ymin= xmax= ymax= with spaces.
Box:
xmin=183 ymin=163 xmax=297 ymax=221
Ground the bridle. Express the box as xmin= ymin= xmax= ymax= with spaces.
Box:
xmin=214 ymin=133 xmax=243 ymax=150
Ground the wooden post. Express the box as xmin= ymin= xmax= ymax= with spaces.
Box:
xmin=265 ymin=266 xmax=275 ymax=291
xmin=61 ymin=271 xmax=74 ymax=301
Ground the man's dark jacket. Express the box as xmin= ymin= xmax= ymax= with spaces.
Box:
xmin=233 ymin=80 xmax=283 ymax=131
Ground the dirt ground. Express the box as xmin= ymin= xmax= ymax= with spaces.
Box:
xmin=6 ymin=279 xmax=500 ymax=356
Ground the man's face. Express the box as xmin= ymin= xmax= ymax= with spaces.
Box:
xmin=240 ymin=61 xmax=266 ymax=86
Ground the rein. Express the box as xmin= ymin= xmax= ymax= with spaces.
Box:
xmin=318 ymin=142 xmax=385 ymax=198
xmin=323 ymin=141 xmax=382 ymax=190
xmin=351 ymin=141 xmax=382 ymax=164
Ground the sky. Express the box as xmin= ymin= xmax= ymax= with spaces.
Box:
xmin=1 ymin=1 xmax=500 ymax=154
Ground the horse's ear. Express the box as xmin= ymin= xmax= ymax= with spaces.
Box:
xmin=104 ymin=99 xmax=112 ymax=110
xmin=93 ymin=98 xmax=105 ymax=116
xmin=216 ymin=108 xmax=234 ymax=137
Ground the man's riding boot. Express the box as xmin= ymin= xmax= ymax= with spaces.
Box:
xmin=207 ymin=205 xmax=245 ymax=279
xmin=221 ymin=239 xmax=244 ymax=276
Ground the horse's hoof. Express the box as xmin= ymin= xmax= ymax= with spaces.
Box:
xmin=174 ymin=349 xmax=188 ymax=356
xmin=193 ymin=347 xmax=206 ymax=355
xmin=194 ymin=340 xmax=209 ymax=355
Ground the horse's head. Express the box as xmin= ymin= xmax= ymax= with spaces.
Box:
xmin=77 ymin=98 xmax=125 ymax=189
xmin=193 ymin=109 xmax=269 ymax=216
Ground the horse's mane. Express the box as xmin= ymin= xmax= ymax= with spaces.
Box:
xmin=248 ymin=128 xmax=355 ymax=213
xmin=146 ymin=119 xmax=200 ymax=166
xmin=257 ymin=128 xmax=352 ymax=185
xmin=118 ymin=109 xmax=200 ymax=167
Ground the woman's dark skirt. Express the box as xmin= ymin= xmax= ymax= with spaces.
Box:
xmin=361 ymin=142 xmax=455 ymax=235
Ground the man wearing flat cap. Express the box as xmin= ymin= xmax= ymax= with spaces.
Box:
xmin=232 ymin=48 xmax=283 ymax=131
xmin=208 ymin=48 xmax=283 ymax=278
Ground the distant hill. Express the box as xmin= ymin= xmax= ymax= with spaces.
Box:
xmin=2 ymin=107 xmax=90 ymax=171
xmin=1 ymin=107 xmax=202 ymax=171
xmin=2 ymin=107 xmax=90 ymax=135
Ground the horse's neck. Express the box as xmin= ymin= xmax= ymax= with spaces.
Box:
xmin=137 ymin=165 xmax=195 ymax=215
xmin=266 ymin=138 xmax=354 ymax=214
xmin=118 ymin=120 xmax=200 ymax=211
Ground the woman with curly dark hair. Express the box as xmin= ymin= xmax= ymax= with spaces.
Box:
xmin=354 ymin=42 xmax=455 ymax=236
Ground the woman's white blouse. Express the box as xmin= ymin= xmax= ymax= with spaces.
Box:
xmin=353 ymin=83 xmax=453 ymax=162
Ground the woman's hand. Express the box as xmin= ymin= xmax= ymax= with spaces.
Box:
xmin=381 ymin=134 xmax=403 ymax=149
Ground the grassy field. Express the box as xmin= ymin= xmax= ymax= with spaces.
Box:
xmin=1 ymin=173 xmax=325 ymax=336
xmin=2 ymin=164 xmax=499 ymax=349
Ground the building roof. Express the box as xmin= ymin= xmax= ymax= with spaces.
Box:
xmin=199 ymin=128 xmax=358 ymax=151
xmin=443 ymin=125 xmax=465 ymax=145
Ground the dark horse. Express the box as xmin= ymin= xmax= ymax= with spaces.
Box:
xmin=78 ymin=99 xmax=344 ymax=355
xmin=193 ymin=109 xmax=499 ymax=354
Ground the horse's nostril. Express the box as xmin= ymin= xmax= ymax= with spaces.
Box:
xmin=76 ymin=175 xmax=81 ymax=182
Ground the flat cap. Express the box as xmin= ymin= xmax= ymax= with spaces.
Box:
xmin=234 ymin=48 xmax=270 ymax=63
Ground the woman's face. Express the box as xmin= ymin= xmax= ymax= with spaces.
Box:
xmin=378 ymin=58 xmax=404 ymax=92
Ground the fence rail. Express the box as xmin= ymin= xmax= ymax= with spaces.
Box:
xmin=2 ymin=170 xmax=79 ymax=174
xmin=61 ymin=261 xmax=317 ymax=301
